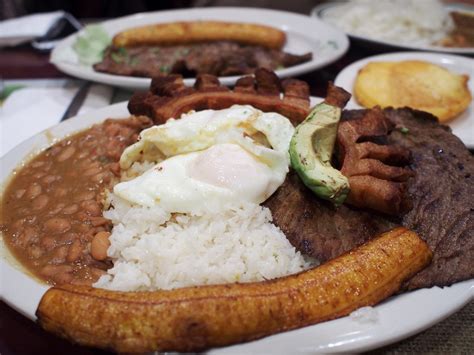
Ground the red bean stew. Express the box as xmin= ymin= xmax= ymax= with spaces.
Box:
xmin=0 ymin=116 xmax=152 ymax=285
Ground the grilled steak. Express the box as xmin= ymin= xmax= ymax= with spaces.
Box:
xmin=93 ymin=42 xmax=312 ymax=78
xmin=264 ymin=171 xmax=397 ymax=260
xmin=265 ymin=108 xmax=474 ymax=290
xmin=385 ymin=108 xmax=474 ymax=289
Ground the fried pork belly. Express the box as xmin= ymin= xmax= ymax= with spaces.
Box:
xmin=324 ymin=82 xmax=351 ymax=109
xmin=128 ymin=68 xmax=311 ymax=124
xmin=337 ymin=107 xmax=413 ymax=215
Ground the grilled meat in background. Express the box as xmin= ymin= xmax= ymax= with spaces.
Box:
xmin=94 ymin=42 xmax=312 ymax=78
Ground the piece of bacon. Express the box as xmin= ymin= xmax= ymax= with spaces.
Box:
xmin=128 ymin=68 xmax=311 ymax=124
xmin=337 ymin=107 xmax=413 ymax=215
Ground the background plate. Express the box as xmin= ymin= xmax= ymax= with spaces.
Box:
xmin=50 ymin=7 xmax=349 ymax=90
xmin=1 ymin=101 xmax=472 ymax=353
xmin=311 ymin=1 xmax=474 ymax=55
xmin=334 ymin=52 xmax=474 ymax=149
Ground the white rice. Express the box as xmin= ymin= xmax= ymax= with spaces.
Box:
xmin=94 ymin=194 xmax=314 ymax=291
xmin=323 ymin=0 xmax=453 ymax=46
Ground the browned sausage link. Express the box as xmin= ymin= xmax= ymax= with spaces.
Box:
xmin=36 ymin=227 xmax=432 ymax=353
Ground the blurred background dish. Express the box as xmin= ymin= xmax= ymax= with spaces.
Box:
xmin=335 ymin=52 xmax=474 ymax=148
xmin=312 ymin=0 xmax=474 ymax=55
xmin=50 ymin=7 xmax=349 ymax=89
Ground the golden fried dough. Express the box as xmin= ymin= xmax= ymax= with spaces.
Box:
xmin=36 ymin=227 xmax=431 ymax=353
xmin=354 ymin=60 xmax=472 ymax=122
xmin=113 ymin=21 xmax=286 ymax=50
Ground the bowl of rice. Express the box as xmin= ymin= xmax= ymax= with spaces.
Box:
xmin=311 ymin=0 xmax=474 ymax=54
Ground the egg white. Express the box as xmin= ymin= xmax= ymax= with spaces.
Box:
xmin=114 ymin=143 xmax=281 ymax=213
xmin=115 ymin=105 xmax=295 ymax=212
xmin=120 ymin=105 xmax=295 ymax=169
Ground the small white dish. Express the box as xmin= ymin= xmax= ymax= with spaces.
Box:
xmin=50 ymin=7 xmax=349 ymax=90
xmin=1 ymin=99 xmax=473 ymax=353
xmin=334 ymin=52 xmax=474 ymax=149
xmin=311 ymin=1 xmax=474 ymax=55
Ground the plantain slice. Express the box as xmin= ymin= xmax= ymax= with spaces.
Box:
xmin=112 ymin=21 xmax=286 ymax=50
xmin=36 ymin=227 xmax=431 ymax=353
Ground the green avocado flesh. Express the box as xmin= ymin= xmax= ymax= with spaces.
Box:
xmin=289 ymin=102 xmax=350 ymax=206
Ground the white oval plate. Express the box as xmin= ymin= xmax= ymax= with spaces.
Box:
xmin=50 ymin=7 xmax=349 ymax=90
xmin=311 ymin=1 xmax=474 ymax=55
xmin=1 ymin=101 xmax=473 ymax=353
xmin=334 ymin=52 xmax=474 ymax=149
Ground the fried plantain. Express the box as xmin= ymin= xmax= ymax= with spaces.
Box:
xmin=36 ymin=227 xmax=431 ymax=353
xmin=113 ymin=21 xmax=286 ymax=50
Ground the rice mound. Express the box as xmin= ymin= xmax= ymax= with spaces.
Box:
xmin=324 ymin=0 xmax=453 ymax=46
xmin=94 ymin=194 xmax=313 ymax=291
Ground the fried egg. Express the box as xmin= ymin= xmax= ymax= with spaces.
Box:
xmin=113 ymin=105 xmax=295 ymax=213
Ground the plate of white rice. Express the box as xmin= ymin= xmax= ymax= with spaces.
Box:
xmin=311 ymin=0 xmax=474 ymax=54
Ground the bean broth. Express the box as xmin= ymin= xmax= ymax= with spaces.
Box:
xmin=0 ymin=116 xmax=152 ymax=285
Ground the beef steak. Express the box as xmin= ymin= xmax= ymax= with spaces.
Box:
xmin=385 ymin=108 xmax=474 ymax=289
xmin=265 ymin=108 xmax=474 ymax=290
xmin=93 ymin=42 xmax=312 ymax=78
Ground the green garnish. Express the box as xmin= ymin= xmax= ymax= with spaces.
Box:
xmin=0 ymin=84 xmax=25 ymax=105
xmin=129 ymin=56 xmax=140 ymax=66
xmin=160 ymin=65 xmax=170 ymax=73
xmin=111 ymin=52 xmax=125 ymax=63
xmin=73 ymin=25 xmax=111 ymax=65
xmin=399 ymin=127 xmax=410 ymax=134
xmin=327 ymin=40 xmax=338 ymax=49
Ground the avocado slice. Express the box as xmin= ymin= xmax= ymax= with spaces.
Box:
xmin=289 ymin=101 xmax=350 ymax=206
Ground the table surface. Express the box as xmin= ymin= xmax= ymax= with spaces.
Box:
xmin=1 ymin=27 xmax=473 ymax=355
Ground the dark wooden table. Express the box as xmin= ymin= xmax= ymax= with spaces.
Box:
xmin=1 ymin=38 xmax=472 ymax=355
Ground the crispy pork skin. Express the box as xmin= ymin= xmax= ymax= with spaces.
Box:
xmin=128 ymin=68 xmax=311 ymax=124
xmin=337 ymin=107 xmax=413 ymax=215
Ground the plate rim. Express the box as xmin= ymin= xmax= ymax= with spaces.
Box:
xmin=50 ymin=7 xmax=349 ymax=89
xmin=1 ymin=100 xmax=473 ymax=353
